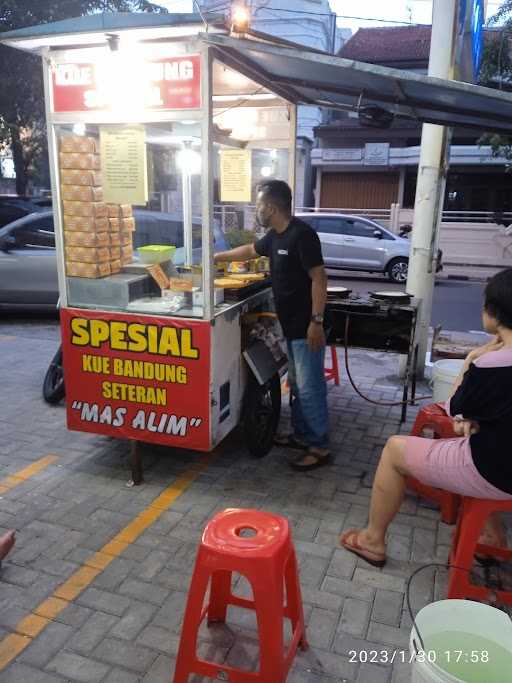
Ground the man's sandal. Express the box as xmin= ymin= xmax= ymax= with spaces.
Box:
xmin=274 ymin=433 xmax=308 ymax=450
xmin=289 ymin=447 xmax=331 ymax=471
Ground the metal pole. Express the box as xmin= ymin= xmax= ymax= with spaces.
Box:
xmin=405 ymin=0 xmax=458 ymax=378
xmin=200 ymin=44 xmax=214 ymax=322
xmin=42 ymin=49 xmax=68 ymax=308
xmin=182 ymin=166 xmax=193 ymax=266
xmin=288 ymin=104 xmax=298 ymax=210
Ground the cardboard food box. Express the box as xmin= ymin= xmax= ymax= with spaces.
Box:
xmin=147 ymin=264 xmax=170 ymax=290
xmin=109 ymin=233 xmax=120 ymax=247
xmin=63 ymin=200 xmax=107 ymax=219
xmin=121 ymin=244 xmax=133 ymax=258
xmin=119 ymin=231 xmax=133 ymax=246
xmin=60 ymin=169 xmax=102 ymax=187
xmin=110 ymin=246 xmax=121 ymax=260
xmin=59 ymin=152 xmax=101 ymax=171
xmin=121 ymin=217 xmax=135 ymax=232
xmin=60 ymin=136 xmax=98 ymax=154
xmin=107 ymin=204 xmax=120 ymax=218
xmin=110 ymin=259 xmax=121 ymax=274
xmin=61 ymin=185 xmax=104 ymax=202
xmin=65 ymin=246 xmax=110 ymax=263
xmin=120 ymin=205 xmax=133 ymax=218
xmin=64 ymin=231 xmax=110 ymax=248
xmin=109 ymin=217 xmax=120 ymax=231
xmin=63 ymin=215 xmax=109 ymax=232
xmin=66 ymin=261 xmax=110 ymax=278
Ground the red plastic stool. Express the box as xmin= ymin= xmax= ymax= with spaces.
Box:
xmin=324 ymin=345 xmax=340 ymax=385
xmin=448 ymin=497 xmax=512 ymax=604
xmin=406 ymin=403 xmax=461 ymax=524
xmin=172 ymin=508 xmax=308 ymax=683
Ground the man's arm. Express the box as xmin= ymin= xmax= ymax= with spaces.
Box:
xmin=307 ymin=264 xmax=327 ymax=353
xmin=214 ymin=243 xmax=258 ymax=264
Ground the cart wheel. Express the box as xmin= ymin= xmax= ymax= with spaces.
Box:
xmin=43 ymin=346 xmax=65 ymax=405
xmin=242 ymin=373 xmax=281 ymax=458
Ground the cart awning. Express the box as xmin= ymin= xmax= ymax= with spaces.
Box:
xmin=203 ymin=33 xmax=512 ymax=135
xmin=0 ymin=12 xmax=224 ymax=51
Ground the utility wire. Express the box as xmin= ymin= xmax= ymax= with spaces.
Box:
xmin=173 ymin=2 xmax=429 ymax=27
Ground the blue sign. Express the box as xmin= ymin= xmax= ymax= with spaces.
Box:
xmin=470 ymin=0 xmax=485 ymax=75
xmin=458 ymin=0 xmax=485 ymax=81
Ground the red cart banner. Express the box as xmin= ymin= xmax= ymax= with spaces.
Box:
xmin=61 ymin=308 xmax=211 ymax=451
xmin=52 ymin=56 xmax=201 ymax=112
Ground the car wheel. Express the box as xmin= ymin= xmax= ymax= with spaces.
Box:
xmin=387 ymin=257 xmax=409 ymax=284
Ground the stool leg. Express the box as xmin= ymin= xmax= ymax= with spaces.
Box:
xmin=448 ymin=503 xmax=483 ymax=600
xmin=284 ymin=550 xmax=308 ymax=650
xmin=331 ymin=346 xmax=340 ymax=386
xmin=254 ymin=575 xmax=286 ymax=682
xmin=207 ymin=570 xmax=232 ymax=625
xmin=441 ymin=493 xmax=460 ymax=525
xmin=173 ymin=564 xmax=211 ymax=683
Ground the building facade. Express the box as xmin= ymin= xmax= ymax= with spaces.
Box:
xmin=313 ymin=25 xmax=512 ymax=215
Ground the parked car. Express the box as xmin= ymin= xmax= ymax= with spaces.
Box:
xmin=0 ymin=210 xmax=229 ymax=308
xmin=297 ymin=212 xmax=442 ymax=283
xmin=0 ymin=196 xmax=49 ymax=229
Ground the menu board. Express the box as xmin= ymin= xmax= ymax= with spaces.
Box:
xmin=220 ymin=149 xmax=252 ymax=202
xmin=100 ymin=125 xmax=148 ymax=205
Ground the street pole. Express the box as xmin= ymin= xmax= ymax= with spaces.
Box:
xmin=405 ymin=0 xmax=458 ymax=378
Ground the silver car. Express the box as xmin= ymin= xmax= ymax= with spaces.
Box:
xmin=297 ymin=212 xmax=431 ymax=283
xmin=0 ymin=210 xmax=230 ymax=308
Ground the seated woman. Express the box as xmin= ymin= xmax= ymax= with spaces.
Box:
xmin=340 ymin=268 xmax=512 ymax=567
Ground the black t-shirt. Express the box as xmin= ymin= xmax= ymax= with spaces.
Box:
xmin=449 ymin=362 xmax=512 ymax=494
xmin=254 ymin=217 xmax=324 ymax=340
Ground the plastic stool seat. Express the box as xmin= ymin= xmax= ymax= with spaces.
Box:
xmin=449 ymin=497 xmax=512 ymax=604
xmin=173 ymin=508 xmax=308 ymax=683
xmin=202 ymin=508 xmax=288 ymax=557
xmin=406 ymin=402 xmax=461 ymax=524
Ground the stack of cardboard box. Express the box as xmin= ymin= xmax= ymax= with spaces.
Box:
xmin=60 ymin=134 xmax=136 ymax=278
xmin=60 ymin=135 xmax=110 ymax=278
xmin=106 ymin=204 xmax=135 ymax=271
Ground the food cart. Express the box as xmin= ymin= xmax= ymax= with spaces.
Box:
xmin=5 ymin=11 xmax=512 ymax=482
xmin=2 ymin=13 xmax=297 ymax=479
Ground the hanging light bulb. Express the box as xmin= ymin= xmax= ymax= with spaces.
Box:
xmin=231 ymin=4 xmax=250 ymax=32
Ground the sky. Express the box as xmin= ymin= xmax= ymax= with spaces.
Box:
xmin=157 ymin=1 xmax=503 ymax=32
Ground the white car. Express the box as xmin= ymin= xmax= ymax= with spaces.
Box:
xmin=297 ymin=212 xmax=442 ymax=283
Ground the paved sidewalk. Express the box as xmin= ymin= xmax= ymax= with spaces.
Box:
xmin=0 ymin=330 xmax=451 ymax=683
xmin=438 ymin=263 xmax=502 ymax=282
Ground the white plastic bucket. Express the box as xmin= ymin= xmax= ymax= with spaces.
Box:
xmin=432 ymin=359 xmax=465 ymax=403
xmin=410 ymin=599 xmax=512 ymax=683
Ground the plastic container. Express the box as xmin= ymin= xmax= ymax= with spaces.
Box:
xmin=410 ymin=599 xmax=512 ymax=683
xmin=137 ymin=245 xmax=176 ymax=264
xmin=432 ymin=359 xmax=464 ymax=403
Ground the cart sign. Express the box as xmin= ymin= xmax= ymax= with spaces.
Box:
xmin=52 ymin=56 xmax=201 ymax=112
xmin=61 ymin=308 xmax=211 ymax=450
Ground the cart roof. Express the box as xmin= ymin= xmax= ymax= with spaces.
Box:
xmin=0 ymin=12 xmax=224 ymax=51
xmin=3 ymin=15 xmax=512 ymax=135
xmin=203 ymin=33 xmax=512 ymax=135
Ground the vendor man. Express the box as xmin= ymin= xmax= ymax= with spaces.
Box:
xmin=214 ymin=179 xmax=330 ymax=471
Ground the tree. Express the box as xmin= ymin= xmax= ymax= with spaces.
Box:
xmin=478 ymin=1 xmax=512 ymax=162
xmin=0 ymin=1 xmax=167 ymax=194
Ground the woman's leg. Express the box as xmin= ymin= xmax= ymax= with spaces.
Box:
xmin=342 ymin=435 xmax=410 ymax=556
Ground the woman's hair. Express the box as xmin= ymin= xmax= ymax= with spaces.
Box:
xmin=484 ymin=268 xmax=512 ymax=329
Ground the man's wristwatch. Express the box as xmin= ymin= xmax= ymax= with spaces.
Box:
xmin=311 ymin=314 xmax=324 ymax=325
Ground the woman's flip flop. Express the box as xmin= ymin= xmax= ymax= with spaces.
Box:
xmin=340 ymin=529 xmax=386 ymax=568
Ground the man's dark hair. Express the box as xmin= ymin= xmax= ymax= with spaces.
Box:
xmin=484 ymin=267 xmax=512 ymax=329
xmin=257 ymin=179 xmax=292 ymax=215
